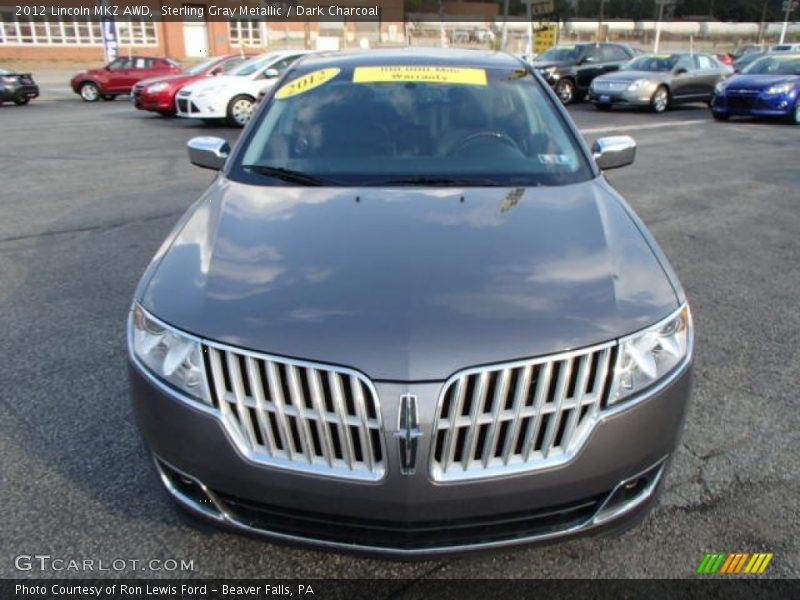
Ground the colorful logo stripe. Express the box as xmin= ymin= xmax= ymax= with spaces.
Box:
xmin=697 ymin=552 xmax=773 ymax=574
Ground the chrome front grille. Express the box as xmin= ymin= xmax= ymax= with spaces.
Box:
xmin=595 ymin=81 xmax=627 ymax=91
xmin=204 ymin=344 xmax=385 ymax=481
xmin=431 ymin=343 xmax=616 ymax=482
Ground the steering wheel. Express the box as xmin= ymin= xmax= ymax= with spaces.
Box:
xmin=447 ymin=131 xmax=523 ymax=156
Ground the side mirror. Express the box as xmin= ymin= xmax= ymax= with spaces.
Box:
xmin=264 ymin=68 xmax=280 ymax=79
xmin=592 ymin=136 xmax=636 ymax=170
xmin=188 ymin=137 xmax=230 ymax=171
xmin=580 ymin=56 xmax=596 ymax=65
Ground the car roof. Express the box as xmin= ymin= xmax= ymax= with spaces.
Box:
xmin=295 ymin=47 xmax=524 ymax=71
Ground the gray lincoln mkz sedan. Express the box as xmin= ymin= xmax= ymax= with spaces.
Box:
xmin=128 ymin=49 xmax=693 ymax=557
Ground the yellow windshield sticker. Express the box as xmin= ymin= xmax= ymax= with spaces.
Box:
xmin=274 ymin=68 xmax=340 ymax=99
xmin=353 ymin=66 xmax=487 ymax=86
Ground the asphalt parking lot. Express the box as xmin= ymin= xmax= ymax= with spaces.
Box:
xmin=1 ymin=88 xmax=799 ymax=581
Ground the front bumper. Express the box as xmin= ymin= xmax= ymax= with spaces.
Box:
xmin=711 ymin=91 xmax=797 ymax=116
xmin=588 ymin=86 xmax=654 ymax=107
xmin=130 ymin=354 xmax=692 ymax=556
xmin=175 ymin=92 xmax=226 ymax=119
xmin=133 ymin=88 xmax=175 ymax=113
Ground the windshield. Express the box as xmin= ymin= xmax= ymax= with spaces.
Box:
xmin=229 ymin=53 xmax=279 ymax=77
xmin=743 ymin=55 xmax=800 ymax=75
xmin=623 ymin=54 xmax=680 ymax=72
xmin=184 ymin=57 xmax=219 ymax=76
xmin=537 ymin=46 xmax=581 ymax=62
xmin=234 ymin=65 xmax=592 ymax=187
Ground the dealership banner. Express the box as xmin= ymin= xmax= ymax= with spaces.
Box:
xmin=97 ymin=0 xmax=118 ymax=62
xmin=3 ymin=579 xmax=799 ymax=600
xmin=0 ymin=0 xmax=405 ymax=22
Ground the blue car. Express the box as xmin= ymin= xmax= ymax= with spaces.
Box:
xmin=711 ymin=54 xmax=800 ymax=124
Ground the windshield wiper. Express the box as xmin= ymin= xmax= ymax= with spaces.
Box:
xmin=242 ymin=164 xmax=338 ymax=186
xmin=377 ymin=177 xmax=505 ymax=187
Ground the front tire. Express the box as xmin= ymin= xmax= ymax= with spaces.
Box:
xmin=79 ymin=82 xmax=100 ymax=102
xmin=555 ymin=79 xmax=576 ymax=105
xmin=650 ymin=86 xmax=669 ymax=113
xmin=226 ymin=94 xmax=255 ymax=128
xmin=13 ymin=96 xmax=30 ymax=105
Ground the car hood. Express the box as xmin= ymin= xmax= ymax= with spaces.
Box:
xmin=595 ymin=70 xmax=663 ymax=83
xmin=138 ymin=178 xmax=680 ymax=381
xmin=136 ymin=72 xmax=201 ymax=88
xmin=182 ymin=74 xmax=240 ymax=94
xmin=530 ymin=60 xmax=573 ymax=70
xmin=725 ymin=73 xmax=799 ymax=90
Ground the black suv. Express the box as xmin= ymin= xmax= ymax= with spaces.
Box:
xmin=530 ymin=43 xmax=637 ymax=104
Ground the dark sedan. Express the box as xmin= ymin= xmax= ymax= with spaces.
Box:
xmin=589 ymin=52 xmax=732 ymax=112
xmin=0 ymin=68 xmax=39 ymax=105
xmin=711 ymin=54 xmax=800 ymax=124
xmin=128 ymin=49 xmax=693 ymax=557
xmin=530 ymin=42 xmax=637 ymax=104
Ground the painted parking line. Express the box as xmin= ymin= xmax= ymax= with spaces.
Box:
xmin=581 ymin=119 xmax=709 ymax=135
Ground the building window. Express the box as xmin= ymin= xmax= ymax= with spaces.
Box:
xmin=229 ymin=19 xmax=264 ymax=47
xmin=0 ymin=11 xmax=157 ymax=46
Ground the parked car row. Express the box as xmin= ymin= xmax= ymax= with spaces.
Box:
xmin=59 ymin=50 xmax=311 ymax=127
xmin=5 ymin=46 xmax=797 ymax=126
xmin=523 ymin=43 xmax=799 ymax=124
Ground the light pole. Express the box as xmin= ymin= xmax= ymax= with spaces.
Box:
xmin=653 ymin=0 xmax=675 ymax=53
xmin=597 ymin=0 xmax=607 ymax=41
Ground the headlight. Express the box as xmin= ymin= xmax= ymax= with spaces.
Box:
xmin=627 ymin=79 xmax=646 ymax=91
xmin=714 ymin=81 xmax=726 ymax=94
xmin=146 ymin=82 xmax=168 ymax=94
xmin=130 ymin=304 xmax=210 ymax=405
xmin=765 ymin=82 xmax=792 ymax=95
xmin=609 ymin=305 xmax=692 ymax=406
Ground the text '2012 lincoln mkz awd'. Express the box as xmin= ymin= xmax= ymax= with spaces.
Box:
xmin=128 ymin=48 xmax=693 ymax=557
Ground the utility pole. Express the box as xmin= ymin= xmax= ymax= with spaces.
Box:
xmin=654 ymin=1 xmax=666 ymax=53
xmin=780 ymin=1 xmax=797 ymax=45
xmin=501 ymin=0 xmax=510 ymax=51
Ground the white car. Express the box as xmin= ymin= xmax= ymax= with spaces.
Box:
xmin=175 ymin=50 xmax=313 ymax=127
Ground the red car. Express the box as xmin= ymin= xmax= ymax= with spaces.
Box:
xmin=71 ymin=56 xmax=181 ymax=102
xmin=133 ymin=54 xmax=252 ymax=117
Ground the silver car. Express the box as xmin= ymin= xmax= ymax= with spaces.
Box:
xmin=590 ymin=52 xmax=732 ymax=112
xmin=128 ymin=49 xmax=694 ymax=557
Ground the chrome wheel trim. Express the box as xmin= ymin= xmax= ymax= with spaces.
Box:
xmin=795 ymin=102 xmax=800 ymax=124
xmin=652 ymin=88 xmax=668 ymax=112
xmin=232 ymin=99 xmax=253 ymax=125
xmin=80 ymin=84 xmax=99 ymax=102
xmin=556 ymin=80 xmax=574 ymax=104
